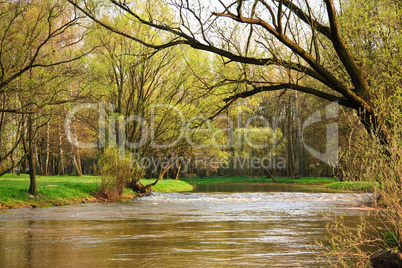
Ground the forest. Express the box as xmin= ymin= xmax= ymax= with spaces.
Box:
xmin=1 ymin=0 xmax=402 ymax=265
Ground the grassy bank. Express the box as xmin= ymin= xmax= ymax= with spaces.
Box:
xmin=0 ymin=174 xmax=372 ymax=209
xmin=181 ymin=176 xmax=375 ymax=192
xmin=181 ymin=176 xmax=339 ymax=185
xmin=0 ymin=174 xmax=193 ymax=209
xmin=141 ymin=179 xmax=194 ymax=192
xmin=0 ymin=174 xmax=99 ymax=209
xmin=324 ymin=181 xmax=375 ymax=192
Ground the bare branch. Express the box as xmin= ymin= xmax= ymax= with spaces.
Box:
xmin=0 ymin=47 xmax=96 ymax=93
xmin=223 ymin=82 xmax=354 ymax=108
xmin=324 ymin=0 xmax=370 ymax=101
xmin=278 ymin=0 xmax=332 ymax=39
xmin=0 ymin=97 xmax=86 ymax=114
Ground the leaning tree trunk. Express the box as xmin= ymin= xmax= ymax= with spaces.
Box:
xmin=359 ymin=108 xmax=391 ymax=149
xmin=132 ymin=170 xmax=164 ymax=196
xmin=131 ymin=158 xmax=179 ymax=196
xmin=174 ymin=163 xmax=181 ymax=180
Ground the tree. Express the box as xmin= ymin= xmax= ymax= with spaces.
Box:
xmin=0 ymin=0 xmax=94 ymax=195
xmin=77 ymin=11 xmax=217 ymax=189
xmin=68 ymin=0 xmax=393 ymax=149
xmin=0 ymin=0 xmax=92 ymax=95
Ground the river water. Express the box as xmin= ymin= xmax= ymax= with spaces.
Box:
xmin=0 ymin=184 xmax=373 ymax=267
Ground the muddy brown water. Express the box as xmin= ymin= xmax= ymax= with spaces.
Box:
xmin=0 ymin=184 xmax=373 ymax=267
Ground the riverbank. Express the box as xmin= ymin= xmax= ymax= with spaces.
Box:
xmin=0 ymin=174 xmax=193 ymax=209
xmin=181 ymin=176 xmax=338 ymax=184
xmin=0 ymin=174 xmax=373 ymax=209
xmin=181 ymin=176 xmax=374 ymax=192
xmin=323 ymin=181 xmax=375 ymax=192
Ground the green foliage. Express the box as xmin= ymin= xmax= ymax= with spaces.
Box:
xmin=381 ymin=231 xmax=399 ymax=248
xmin=0 ymin=174 xmax=103 ymax=208
xmin=320 ymin=107 xmax=402 ymax=264
xmin=270 ymin=177 xmax=339 ymax=184
xmin=0 ymin=174 xmax=193 ymax=208
xmin=324 ymin=181 xmax=376 ymax=192
xmin=309 ymin=1 xmax=402 ymax=264
xmin=180 ymin=176 xmax=338 ymax=185
xmin=322 ymin=81 xmax=402 ymax=263
xmin=339 ymin=0 xmax=402 ymax=100
xmin=314 ymin=214 xmax=383 ymax=267
xmin=94 ymin=148 xmax=137 ymax=200
xmin=233 ymin=127 xmax=284 ymax=157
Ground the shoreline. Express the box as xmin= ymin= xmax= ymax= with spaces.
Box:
xmin=0 ymin=174 xmax=192 ymax=210
xmin=181 ymin=176 xmax=374 ymax=192
xmin=0 ymin=174 xmax=373 ymax=210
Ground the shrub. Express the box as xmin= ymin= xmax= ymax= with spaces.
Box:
xmin=317 ymin=97 xmax=402 ymax=265
xmin=94 ymin=148 xmax=136 ymax=201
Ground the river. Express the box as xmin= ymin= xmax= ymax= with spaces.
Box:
xmin=0 ymin=184 xmax=373 ymax=267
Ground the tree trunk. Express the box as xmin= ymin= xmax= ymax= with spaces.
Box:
xmin=175 ymin=163 xmax=181 ymax=180
xmin=295 ymin=91 xmax=304 ymax=177
xmin=130 ymin=179 xmax=152 ymax=196
xmin=34 ymin=143 xmax=42 ymax=175
xmin=69 ymin=121 xmax=83 ymax=176
xmin=264 ymin=166 xmax=278 ymax=183
xmin=45 ymin=121 xmax=49 ymax=175
xmin=132 ymin=158 xmax=179 ymax=195
xmin=27 ymin=115 xmax=37 ymax=195
xmin=57 ymin=115 xmax=64 ymax=175
xmin=16 ymin=142 xmax=21 ymax=175
xmin=286 ymin=98 xmax=294 ymax=177
xmin=21 ymin=157 xmax=27 ymax=174
xmin=28 ymin=145 xmax=37 ymax=195
xmin=0 ymin=92 xmax=4 ymax=166
xmin=64 ymin=106 xmax=82 ymax=176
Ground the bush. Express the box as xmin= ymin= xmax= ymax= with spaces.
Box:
xmin=318 ymin=96 xmax=402 ymax=265
xmin=94 ymin=148 xmax=136 ymax=201
xmin=324 ymin=181 xmax=376 ymax=192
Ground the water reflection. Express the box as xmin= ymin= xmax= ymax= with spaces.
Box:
xmin=0 ymin=186 xmax=373 ymax=267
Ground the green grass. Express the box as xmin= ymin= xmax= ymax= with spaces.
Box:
xmin=182 ymin=176 xmax=376 ymax=192
xmin=269 ymin=177 xmax=339 ymax=184
xmin=0 ymin=173 xmax=370 ymax=209
xmin=0 ymin=174 xmax=192 ymax=209
xmin=0 ymin=174 xmax=102 ymax=209
xmin=181 ymin=176 xmax=339 ymax=185
xmin=141 ymin=179 xmax=193 ymax=192
xmin=324 ymin=181 xmax=375 ymax=192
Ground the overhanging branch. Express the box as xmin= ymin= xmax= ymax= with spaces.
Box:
xmin=278 ymin=0 xmax=332 ymax=39
xmin=68 ymin=0 xmax=336 ymax=91
xmin=0 ymin=97 xmax=86 ymax=114
xmin=224 ymin=83 xmax=354 ymax=108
